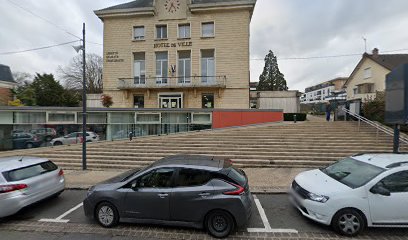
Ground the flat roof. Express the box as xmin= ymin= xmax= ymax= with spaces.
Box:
xmin=0 ymin=106 xmax=283 ymax=113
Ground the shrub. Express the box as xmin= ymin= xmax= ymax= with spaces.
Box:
xmin=362 ymin=92 xmax=385 ymax=123
xmin=101 ymin=94 xmax=113 ymax=108
xmin=284 ymin=113 xmax=307 ymax=121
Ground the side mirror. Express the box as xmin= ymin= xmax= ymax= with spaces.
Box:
xmin=370 ymin=185 xmax=391 ymax=196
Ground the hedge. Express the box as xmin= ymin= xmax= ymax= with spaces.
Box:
xmin=284 ymin=113 xmax=307 ymax=121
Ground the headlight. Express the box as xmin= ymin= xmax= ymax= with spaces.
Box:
xmin=307 ymin=192 xmax=329 ymax=203
xmin=87 ymin=186 xmax=95 ymax=196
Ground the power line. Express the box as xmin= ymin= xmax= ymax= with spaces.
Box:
xmin=6 ymin=0 xmax=103 ymax=46
xmin=250 ymin=48 xmax=408 ymax=61
xmin=7 ymin=0 xmax=81 ymax=40
xmin=0 ymin=41 xmax=78 ymax=55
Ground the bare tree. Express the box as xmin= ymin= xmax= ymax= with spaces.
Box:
xmin=12 ymin=72 xmax=32 ymax=86
xmin=58 ymin=53 xmax=103 ymax=93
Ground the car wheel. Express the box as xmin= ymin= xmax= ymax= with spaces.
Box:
xmin=95 ymin=202 xmax=119 ymax=228
xmin=53 ymin=141 xmax=62 ymax=146
xmin=26 ymin=143 xmax=33 ymax=149
xmin=332 ymin=209 xmax=365 ymax=237
xmin=206 ymin=210 xmax=235 ymax=238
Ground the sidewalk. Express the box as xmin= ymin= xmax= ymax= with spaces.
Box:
xmin=64 ymin=167 xmax=310 ymax=193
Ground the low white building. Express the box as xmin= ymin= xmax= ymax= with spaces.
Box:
xmin=301 ymin=77 xmax=347 ymax=104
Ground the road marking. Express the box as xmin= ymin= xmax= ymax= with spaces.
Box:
xmin=247 ymin=195 xmax=298 ymax=233
xmin=39 ymin=202 xmax=83 ymax=223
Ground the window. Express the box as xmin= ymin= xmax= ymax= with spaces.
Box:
xmin=134 ymin=52 xmax=145 ymax=85
xmin=156 ymin=52 xmax=168 ymax=84
xmin=2 ymin=161 xmax=58 ymax=182
xmin=202 ymin=93 xmax=214 ymax=108
xmin=47 ymin=113 xmax=76 ymax=123
xmin=178 ymin=23 xmax=190 ymax=39
xmin=321 ymin=158 xmax=385 ymax=189
xmin=201 ymin=49 xmax=215 ymax=83
xmin=133 ymin=26 xmax=145 ymax=40
xmin=364 ymin=67 xmax=372 ymax=79
xmin=192 ymin=113 xmax=212 ymax=123
xmin=178 ymin=51 xmax=191 ymax=84
xmin=353 ymin=88 xmax=358 ymax=95
xmin=156 ymin=25 xmax=167 ymax=39
xmin=202 ymin=22 xmax=214 ymax=37
xmin=134 ymin=95 xmax=144 ymax=108
xmin=136 ymin=113 xmax=160 ymax=123
xmin=137 ymin=168 xmax=174 ymax=188
xmin=176 ymin=168 xmax=212 ymax=187
xmin=378 ymin=171 xmax=408 ymax=193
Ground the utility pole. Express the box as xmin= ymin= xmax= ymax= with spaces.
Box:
xmin=82 ymin=23 xmax=87 ymax=170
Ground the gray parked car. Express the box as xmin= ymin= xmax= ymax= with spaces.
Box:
xmin=83 ymin=155 xmax=253 ymax=238
xmin=0 ymin=156 xmax=65 ymax=218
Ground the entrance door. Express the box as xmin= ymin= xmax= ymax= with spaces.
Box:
xmin=159 ymin=94 xmax=183 ymax=108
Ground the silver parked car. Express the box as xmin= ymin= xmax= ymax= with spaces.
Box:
xmin=83 ymin=155 xmax=253 ymax=238
xmin=0 ymin=156 xmax=65 ymax=218
xmin=51 ymin=131 xmax=100 ymax=146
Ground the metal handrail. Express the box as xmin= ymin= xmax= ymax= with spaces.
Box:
xmin=342 ymin=107 xmax=408 ymax=145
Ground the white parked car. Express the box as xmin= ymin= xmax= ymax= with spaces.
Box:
xmin=51 ymin=132 xmax=100 ymax=146
xmin=0 ymin=156 xmax=65 ymax=218
xmin=290 ymin=153 xmax=408 ymax=236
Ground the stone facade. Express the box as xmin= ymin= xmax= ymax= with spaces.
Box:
xmin=95 ymin=0 xmax=256 ymax=109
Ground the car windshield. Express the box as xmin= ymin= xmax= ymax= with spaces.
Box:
xmin=320 ymin=157 xmax=385 ymax=189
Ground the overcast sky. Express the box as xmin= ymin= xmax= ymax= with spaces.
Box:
xmin=1 ymin=0 xmax=408 ymax=91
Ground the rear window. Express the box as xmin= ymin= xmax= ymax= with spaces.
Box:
xmin=227 ymin=167 xmax=247 ymax=187
xmin=2 ymin=161 xmax=58 ymax=182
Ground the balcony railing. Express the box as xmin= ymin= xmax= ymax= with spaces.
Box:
xmin=118 ymin=76 xmax=227 ymax=90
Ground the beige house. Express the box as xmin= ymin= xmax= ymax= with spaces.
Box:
xmin=94 ymin=0 xmax=256 ymax=109
xmin=344 ymin=48 xmax=408 ymax=102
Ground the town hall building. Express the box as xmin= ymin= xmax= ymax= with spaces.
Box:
xmin=94 ymin=0 xmax=257 ymax=109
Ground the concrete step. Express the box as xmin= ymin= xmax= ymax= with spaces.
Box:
xmin=34 ymin=150 xmax=377 ymax=157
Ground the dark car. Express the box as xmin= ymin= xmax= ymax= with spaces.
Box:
xmin=29 ymin=128 xmax=57 ymax=142
xmin=12 ymin=133 xmax=42 ymax=149
xmin=83 ymin=155 xmax=253 ymax=238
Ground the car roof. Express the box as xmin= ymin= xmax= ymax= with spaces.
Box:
xmin=152 ymin=155 xmax=227 ymax=169
xmin=0 ymin=156 xmax=50 ymax=172
xmin=352 ymin=153 xmax=408 ymax=169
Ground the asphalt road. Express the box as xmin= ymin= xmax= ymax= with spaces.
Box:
xmin=2 ymin=190 xmax=408 ymax=239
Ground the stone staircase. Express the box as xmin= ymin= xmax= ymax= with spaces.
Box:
xmin=1 ymin=120 xmax=407 ymax=170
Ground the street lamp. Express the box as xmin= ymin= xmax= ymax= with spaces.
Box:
xmin=73 ymin=23 xmax=87 ymax=170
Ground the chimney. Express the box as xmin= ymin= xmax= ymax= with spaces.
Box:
xmin=372 ymin=48 xmax=379 ymax=58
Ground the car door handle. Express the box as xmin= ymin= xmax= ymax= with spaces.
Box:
xmin=199 ymin=192 xmax=211 ymax=197
xmin=158 ymin=193 xmax=168 ymax=198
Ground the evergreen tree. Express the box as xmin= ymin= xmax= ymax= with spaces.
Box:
xmin=31 ymin=73 xmax=65 ymax=106
xmin=257 ymin=50 xmax=288 ymax=91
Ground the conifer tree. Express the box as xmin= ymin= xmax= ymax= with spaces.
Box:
xmin=257 ymin=50 xmax=288 ymax=91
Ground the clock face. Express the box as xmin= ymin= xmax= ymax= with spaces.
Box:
xmin=165 ymin=0 xmax=181 ymax=13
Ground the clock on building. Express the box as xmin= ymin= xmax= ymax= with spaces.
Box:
xmin=165 ymin=0 xmax=181 ymax=13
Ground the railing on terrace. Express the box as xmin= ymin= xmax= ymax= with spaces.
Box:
xmin=342 ymin=107 xmax=408 ymax=146
xmin=118 ymin=76 xmax=227 ymax=89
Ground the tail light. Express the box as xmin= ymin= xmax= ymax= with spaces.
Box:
xmin=223 ymin=182 xmax=245 ymax=195
xmin=0 ymin=184 xmax=28 ymax=194
xmin=58 ymin=169 xmax=64 ymax=176
xmin=34 ymin=137 xmax=38 ymax=141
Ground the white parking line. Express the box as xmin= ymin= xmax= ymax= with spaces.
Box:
xmin=39 ymin=202 xmax=83 ymax=223
xmin=247 ymin=195 xmax=298 ymax=233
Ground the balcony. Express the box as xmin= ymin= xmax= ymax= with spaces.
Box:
xmin=118 ymin=76 xmax=227 ymax=90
